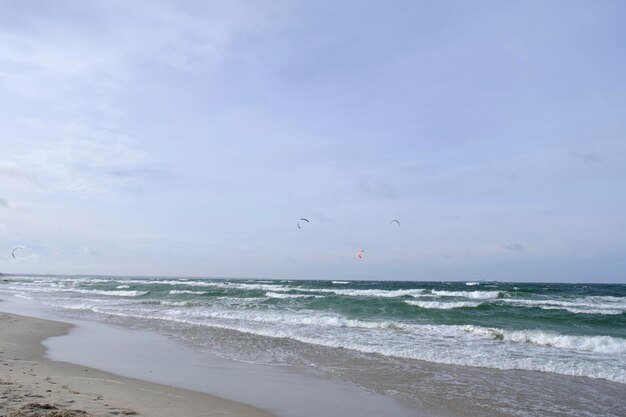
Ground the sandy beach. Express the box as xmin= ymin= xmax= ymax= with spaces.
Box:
xmin=0 ymin=312 xmax=275 ymax=417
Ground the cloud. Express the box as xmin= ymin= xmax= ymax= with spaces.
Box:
xmin=502 ymin=243 xmax=525 ymax=251
xmin=1 ymin=121 xmax=159 ymax=196
xmin=0 ymin=198 xmax=7 ymax=208
xmin=0 ymin=0 xmax=269 ymax=101
xmin=0 ymin=1 xmax=272 ymax=198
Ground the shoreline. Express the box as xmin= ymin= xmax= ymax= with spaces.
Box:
xmin=0 ymin=295 xmax=414 ymax=417
xmin=0 ymin=311 xmax=275 ymax=417
xmin=2 ymin=278 xmax=624 ymax=417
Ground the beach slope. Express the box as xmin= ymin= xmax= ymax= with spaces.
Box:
xmin=0 ymin=312 xmax=274 ymax=417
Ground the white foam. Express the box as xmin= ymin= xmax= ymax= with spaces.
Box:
xmin=406 ymin=300 xmax=482 ymax=309
xmin=310 ymin=288 xmax=426 ymax=298
xmin=465 ymin=282 xmax=480 ymax=286
xmin=159 ymin=300 xmax=191 ymax=306
xmin=459 ymin=325 xmax=626 ymax=354
xmin=430 ymin=290 xmax=501 ymax=299
xmin=502 ymin=330 xmax=626 ymax=354
xmin=73 ymin=289 xmax=148 ymax=297
xmin=13 ymin=293 xmax=34 ymax=300
xmin=1 ymin=283 xmax=147 ymax=298
xmin=265 ymin=292 xmax=323 ymax=299
xmin=116 ymin=285 xmax=130 ymax=289
xmin=216 ymin=296 xmax=267 ymax=302
xmin=82 ymin=279 xmax=223 ymax=288
xmin=169 ymin=290 xmax=208 ymax=295
xmin=167 ymin=281 xmax=427 ymax=298
xmin=332 ymin=281 xmax=350 ymax=284
xmin=122 ymin=280 xmax=426 ymax=299
xmin=185 ymin=308 xmax=411 ymax=331
xmin=502 ymin=297 xmax=626 ymax=315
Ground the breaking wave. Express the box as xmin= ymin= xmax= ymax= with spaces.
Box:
xmin=406 ymin=300 xmax=482 ymax=309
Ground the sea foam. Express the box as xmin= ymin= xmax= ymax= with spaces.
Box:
xmin=169 ymin=290 xmax=208 ymax=295
xmin=430 ymin=290 xmax=501 ymax=299
xmin=73 ymin=289 xmax=148 ymax=297
xmin=406 ymin=300 xmax=482 ymax=309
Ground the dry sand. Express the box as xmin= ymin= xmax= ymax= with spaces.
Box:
xmin=0 ymin=312 xmax=275 ymax=417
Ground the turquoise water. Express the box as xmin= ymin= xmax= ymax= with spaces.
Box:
xmin=3 ymin=276 xmax=624 ymax=384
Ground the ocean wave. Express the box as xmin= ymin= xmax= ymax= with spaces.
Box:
xmin=50 ymin=302 xmax=101 ymax=310
xmin=405 ymin=300 xmax=482 ymax=309
xmin=46 ymin=300 xmax=625 ymax=384
xmin=541 ymin=306 xmax=623 ymax=315
xmin=430 ymin=290 xmax=501 ymax=299
xmin=108 ymin=308 xmax=626 ymax=383
xmin=310 ymin=288 xmax=426 ymax=298
xmin=1 ymin=283 xmax=148 ymax=298
xmin=160 ymin=300 xmax=192 ymax=306
xmin=461 ymin=325 xmax=626 ymax=354
xmin=186 ymin=309 xmax=411 ymax=331
xmin=169 ymin=290 xmax=208 ymax=295
xmin=332 ymin=281 xmax=350 ymax=284
xmin=7 ymin=278 xmax=431 ymax=299
xmin=215 ymin=296 xmax=268 ymax=302
xmin=502 ymin=330 xmax=626 ymax=354
xmin=123 ymin=279 xmax=223 ymax=287
xmin=56 ymin=278 xmax=112 ymax=284
xmin=73 ymin=289 xmax=148 ymax=297
xmin=37 ymin=296 xmax=131 ymax=311
xmin=265 ymin=292 xmax=323 ymax=299
xmin=168 ymin=281 xmax=427 ymax=298
xmin=32 ymin=292 xmax=624 ymax=358
xmin=129 ymin=280 xmax=426 ymax=299
xmin=12 ymin=293 xmax=34 ymax=300
xmin=276 ymin=332 xmax=626 ymax=384
xmin=465 ymin=282 xmax=480 ymax=286
xmin=116 ymin=285 xmax=130 ymax=289
xmin=50 ymin=296 xmax=626 ymax=359
xmin=502 ymin=297 xmax=626 ymax=315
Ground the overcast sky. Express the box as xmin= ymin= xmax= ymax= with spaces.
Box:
xmin=1 ymin=0 xmax=625 ymax=282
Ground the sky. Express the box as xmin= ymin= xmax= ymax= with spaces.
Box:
xmin=1 ymin=0 xmax=625 ymax=282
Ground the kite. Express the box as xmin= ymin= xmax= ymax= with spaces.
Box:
xmin=11 ymin=245 xmax=25 ymax=259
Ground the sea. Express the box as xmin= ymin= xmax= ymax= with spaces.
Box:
xmin=1 ymin=276 xmax=625 ymax=417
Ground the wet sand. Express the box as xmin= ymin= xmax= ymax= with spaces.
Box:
xmin=0 ymin=312 xmax=275 ymax=417
xmin=1 ymin=294 xmax=414 ymax=417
